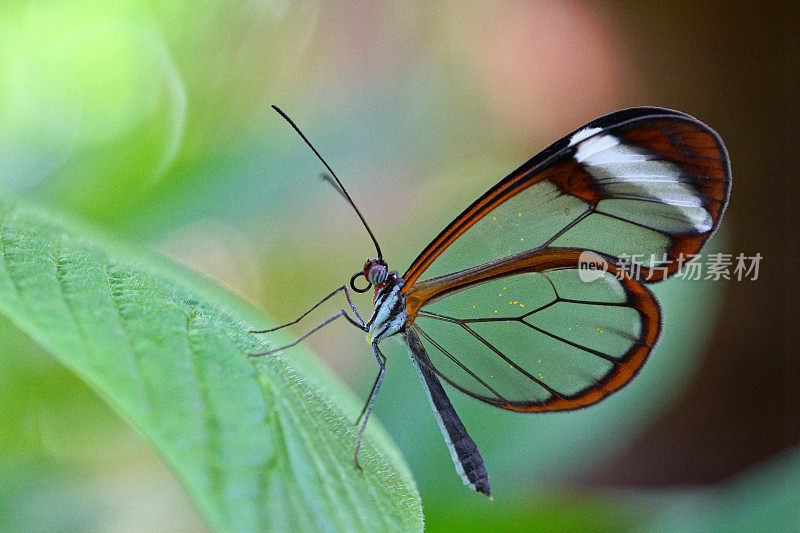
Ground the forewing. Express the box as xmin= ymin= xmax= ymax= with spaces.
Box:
xmin=408 ymin=249 xmax=659 ymax=411
xmin=402 ymin=108 xmax=731 ymax=287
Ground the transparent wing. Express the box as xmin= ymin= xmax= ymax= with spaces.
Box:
xmin=402 ymin=108 xmax=731 ymax=287
xmin=407 ymin=249 xmax=659 ymax=411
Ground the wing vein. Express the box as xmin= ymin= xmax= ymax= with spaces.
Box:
xmin=458 ymin=323 xmax=565 ymax=399
xmin=413 ymin=324 xmax=509 ymax=403
xmin=522 ymin=320 xmax=622 ymax=364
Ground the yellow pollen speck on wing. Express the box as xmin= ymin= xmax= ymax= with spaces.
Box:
xmin=365 ymin=333 xmax=373 ymax=343
xmin=520 ymin=304 xmax=525 ymax=307
xmin=494 ymin=310 xmax=498 ymax=313
xmin=518 ymin=213 xmax=522 ymax=216
xmin=597 ymin=328 xmax=604 ymax=333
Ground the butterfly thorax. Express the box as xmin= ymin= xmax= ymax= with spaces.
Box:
xmin=366 ymin=273 xmax=407 ymax=343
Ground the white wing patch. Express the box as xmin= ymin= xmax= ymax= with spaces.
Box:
xmin=573 ymin=133 xmax=623 ymax=163
xmin=573 ymin=133 xmax=712 ymax=233
xmin=569 ymin=126 xmax=603 ymax=146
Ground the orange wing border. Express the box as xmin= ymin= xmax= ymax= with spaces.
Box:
xmin=402 ymin=108 xmax=731 ymax=290
xmin=406 ymin=248 xmax=661 ymax=412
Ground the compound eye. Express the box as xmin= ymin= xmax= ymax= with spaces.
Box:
xmin=367 ymin=264 xmax=388 ymax=285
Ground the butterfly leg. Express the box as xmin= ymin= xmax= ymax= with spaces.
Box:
xmin=342 ymin=283 xmax=366 ymax=326
xmin=249 ymin=310 xmax=364 ymax=357
xmin=250 ymin=284 xmax=365 ymax=334
xmin=353 ymin=342 xmax=386 ymax=471
xmin=354 ymin=363 xmax=382 ymax=427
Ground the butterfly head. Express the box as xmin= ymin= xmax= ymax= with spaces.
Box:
xmin=350 ymin=258 xmax=389 ymax=293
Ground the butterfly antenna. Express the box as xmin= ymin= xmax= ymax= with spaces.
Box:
xmin=271 ymin=105 xmax=383 ymax=260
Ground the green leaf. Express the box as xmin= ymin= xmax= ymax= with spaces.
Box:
xmin=0 ymin=196 xmax=423 ymax=532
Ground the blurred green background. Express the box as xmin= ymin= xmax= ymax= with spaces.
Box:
xmin=0 ymin=1 xmax=792 ymax=531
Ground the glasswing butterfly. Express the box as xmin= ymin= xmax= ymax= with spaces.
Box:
xmin=252 ymin=106 xmax=731 ymax=498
